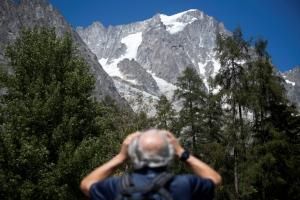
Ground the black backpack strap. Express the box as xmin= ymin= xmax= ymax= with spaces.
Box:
xmin=115 ymin=174 xmax=133 ymax=200
xmin=152 ymin=172 xmax=173 ymax=188
xmin=151 ymin=172 xmax=173 ymax=200
xmin=115 ymin=172 xmax=174 ymax=200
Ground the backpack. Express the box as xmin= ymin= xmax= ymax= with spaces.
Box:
xmin=115 ymin=172 xmax=174 ymax=200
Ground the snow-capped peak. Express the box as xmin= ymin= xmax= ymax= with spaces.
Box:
xmin=159 ymin=9 xmax=199 ymax=34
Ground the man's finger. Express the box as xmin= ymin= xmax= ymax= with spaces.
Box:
xmin=125 ymin=131 xmax=140 ymax=144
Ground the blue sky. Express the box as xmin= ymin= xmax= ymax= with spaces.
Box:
xmin=49 ymin=0 xmax=300 ymax=72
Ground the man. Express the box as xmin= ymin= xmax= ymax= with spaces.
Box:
xmin=80 ymin=129 xmax=222 ymax=199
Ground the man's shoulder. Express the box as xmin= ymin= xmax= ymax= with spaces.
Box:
xmin=171 ymin=174 xmax=214 ymax=186
xmin=89 ymin=176 xmax=121 ymax=199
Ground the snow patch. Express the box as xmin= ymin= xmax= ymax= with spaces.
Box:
xmin=212 ymin=85 xmax=221 ymax=95
xmin=160 ymin=10 xmax=197 ymax=34
xmin=197 ymin=57 xmax=221 ymax=90
xmin=99 ymin=58 xmax=123 ymax=78
xmin=126 ymin=79 xmax=138 ymax=85
xmin=147 ymin=70 xmax=177 ymax=99
xmin=285 ymin=79 xmax=296 ymax=86
xmin=211 ymin=58 xmax=221 ymax=76
xmin=99 ymin=32 xmax=143 ymax=79
xmin=121 ymin=32 xmax=143 ymax=59
xmin=198 ymin=62 xmax=206 ymax=75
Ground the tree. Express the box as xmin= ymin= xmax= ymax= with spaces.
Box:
xmin=240 ymin=39 xmax=300 ymax=200
xmin=202 ymin=78 xmax=224 ymax=143
xmin=174 ymin=67 xmax=206 ymax=152
xmin=0 ymin=27 xmax=122 ymax=199
xmin=154 ymin=95 xmax=176 ymax=130
xmin=215 ymin=28 xmax=250 ymax=198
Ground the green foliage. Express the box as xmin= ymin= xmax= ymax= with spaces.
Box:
xmin=0 ymin=27 xmax=130 ymax=199
xmin=213 ymin=29 xmax=300 ymax=200
xmin=154 ymin=95 xmax=176 ymax=130
xmin=174 ymin=67 xmax=207 ymax=152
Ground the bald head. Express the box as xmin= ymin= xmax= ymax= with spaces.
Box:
xmin=128 ymin=129 xmax=174 ymax=169
xmin=139 ymin=129 xmax=168 ymax=155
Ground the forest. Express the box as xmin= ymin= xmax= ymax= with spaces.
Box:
xmin=0 ymin=27 xmax=299 ymax=199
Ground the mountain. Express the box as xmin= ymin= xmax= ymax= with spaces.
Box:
xmin=77 ymin=9 xmax=300 ymax=112
xmin=282 ymin=66 xmax=300 ymax=108
xmin=0 ymin=0 xmax=127 ymax=107
xmin=77 ymin=9 xmax=229 ymax=112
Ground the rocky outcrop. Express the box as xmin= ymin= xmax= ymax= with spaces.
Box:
xmin=282 ymin=66 xmax=300 ymax=108
xmin=0 ymin=0 xmax=128 ymax=107
xmin=117 ymin=59 xmax=160 ymax=96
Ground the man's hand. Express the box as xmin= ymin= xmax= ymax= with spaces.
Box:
xmin=118 ymin=132 xmax=140 ymax=161
xmin=165 ymin=131 xmax=184 ymax=157
xmin=165 ymin=131 xmax=222 ymax=186
xmin=80 ymin=131 xmax=140 ymax=197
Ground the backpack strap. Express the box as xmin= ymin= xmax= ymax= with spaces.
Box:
xmin=115 ymin=174 xmax=133 ymax=200
xmin=115 ymin=172 xmax=174 ymax=200
xmin=150 ymin=172 xmax=173 ymax=200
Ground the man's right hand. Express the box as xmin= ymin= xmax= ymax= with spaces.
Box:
xmin=118 ymin=132 xmax=140 ymax=161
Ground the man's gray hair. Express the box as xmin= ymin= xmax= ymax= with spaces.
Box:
xmin=128 ymin=129 xmax=174 ymax=169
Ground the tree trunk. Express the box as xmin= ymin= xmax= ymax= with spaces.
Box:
xmin=190 ymin=101 xmax=196 ymax=152
xmin=234 ymin=148 xmax=239 ymax=199
xmin=238 ymin=104 xmax=243 ymax=139
xmin=232 ymin=101 xmax=240 ymax=199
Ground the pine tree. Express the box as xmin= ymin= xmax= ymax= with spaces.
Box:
xmin=154 ymin=95 xmax=176 ymax=130
xmin=215 ymin=28 xmax=250 ymax=198
xmin=202 ymin=78 xmax=224 ymax=143
xmin=174 ymin=67 xmax=206 ymax=152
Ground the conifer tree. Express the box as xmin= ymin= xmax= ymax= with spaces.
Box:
xmin=174 ymin=67 xmax=206 ymax=152
xmin=154 ymin=95 xmax=176 ymax=130
xmin=202 ymin=78 xmax=224 ymax=143
xmin=215 ymin=28 xmax=250 ymax=198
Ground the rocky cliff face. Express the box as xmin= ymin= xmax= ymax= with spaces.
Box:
xmin=77 ymin=9 xmax=228 ymax=111
xmin=282 ymin=66 xmax=300 ymax=108
xmin=0 ymin=0 xmax=127 ymax=107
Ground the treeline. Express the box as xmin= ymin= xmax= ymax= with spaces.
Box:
xmin=0 ymin=27 xmax=299 ymax=200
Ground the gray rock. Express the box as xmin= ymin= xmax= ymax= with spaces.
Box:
xmin=282 ymin=66 xmax=300 ymax=109
xmin=117 ymin=59 xmax=160 ymax=96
